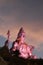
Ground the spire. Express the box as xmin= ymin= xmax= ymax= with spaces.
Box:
xmin=17 ymin=27 xmax=25 ymax=38
xmin=5 ymin=30 xmax=10 ymax=48
xmin=7 ymin=30 xmax=10 ymax=41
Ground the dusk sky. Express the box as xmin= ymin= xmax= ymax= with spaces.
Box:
xmin=0 ymin=0 xmax=43 ymax=58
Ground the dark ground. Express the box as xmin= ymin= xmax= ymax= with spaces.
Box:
xmin=0 ymin=46 xmax=43 ymax=65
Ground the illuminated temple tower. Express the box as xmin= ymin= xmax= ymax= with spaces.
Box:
xmin=11 ymin=27 xmax=37 ymax=59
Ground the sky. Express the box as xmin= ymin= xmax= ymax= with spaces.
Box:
xmin=0 ymin=0 xmax=43 ymax=58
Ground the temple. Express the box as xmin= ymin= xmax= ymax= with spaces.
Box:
xmin=10 ymin=27 xmax=37 ymax=59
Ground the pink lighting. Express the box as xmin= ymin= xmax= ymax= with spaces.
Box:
xmin=11 ymin=27 xmax=37 ymax=59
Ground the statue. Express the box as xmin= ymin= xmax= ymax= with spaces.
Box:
xmin=11 ymin=27 xmax=37 ymax=59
